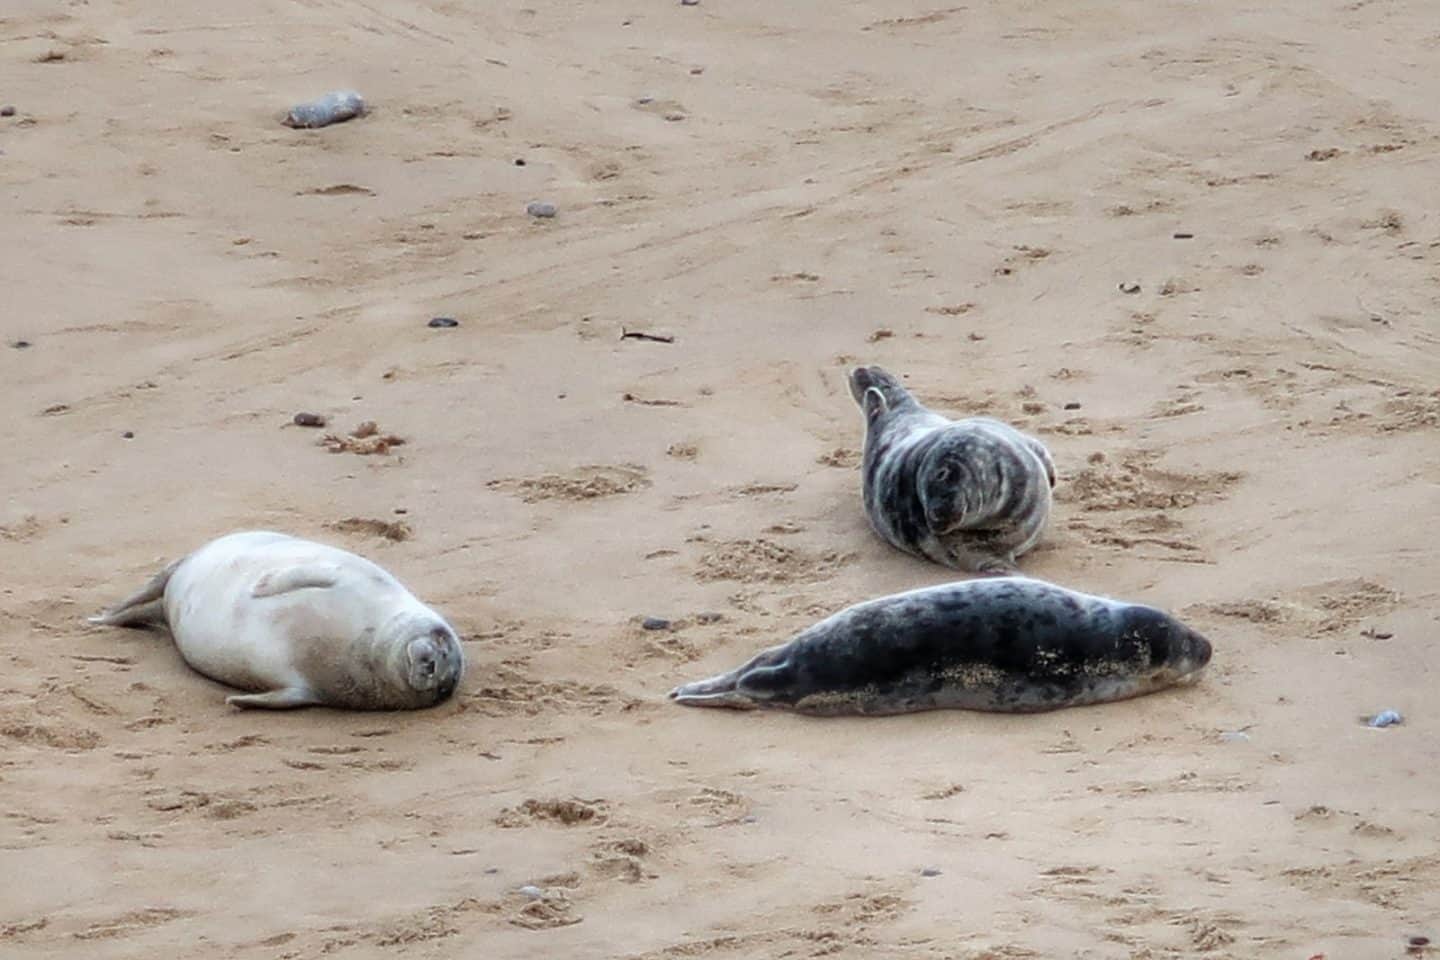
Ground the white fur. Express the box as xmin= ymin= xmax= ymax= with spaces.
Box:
xmin=93 ymin=531 xmax=462 ymax=709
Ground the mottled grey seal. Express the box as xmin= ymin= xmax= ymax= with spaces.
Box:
xmin=850 ymin=365 xmax=1056 ymax=574
xmin=669 ymin=577 xmax=1211 ymax=715
xmin=88 ymin=531 xmax=463 ymax=710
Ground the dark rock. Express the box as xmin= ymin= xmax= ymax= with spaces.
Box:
xmin=428 ymin=316 xmax=459 ymax=328
xmin=641 ymin=617 xmax=671 ymax=631
xmin=293 ymin=412 xmax=327 ymax=428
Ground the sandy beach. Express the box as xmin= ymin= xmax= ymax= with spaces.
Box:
xmin=3 ymin=1 xmax=1439 ymax=957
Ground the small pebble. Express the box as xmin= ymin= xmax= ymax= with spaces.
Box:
xmin=1173 ymin=232 xmax=1194 ymax=240
xmin=517 ymin=885 xmax=544 ymax=900
xmin=1118 ymin=281 xmax=1141 ymax=294
xmin=283 ymin=90 xmax=366 ymax=129
xmin=1368 ymin=709 xmax=1403 ymax=728
xmin=0 ymin=106 xmax=15 ymax=118
xmin=696 ymin=612 xmax=723 ymax=624
xmin=526 ymin=201 xmax=557 ymax=219
xmin=636 ymin=96 xmax=655 ymax=105
xmin=642 ymin=617 xmax=671 ymax=631
xmin=1409 ymin=935 xmax=1430 ymax=948
xmin=741 ymin=815 xmax=758 ymax=824
xmin=1219 ymin=731 xmax=1250 ymax=743
xmin=1063 ymin=401 xmax=1081 ymax=410
xmin=292 ymin=412 xmax=327 ymax=428
xmin=681 ymin=0 xmax=700 ymax=5
xmin=121 ymin=431 xmax=135 ymax=439
xmin=12 ymin=339 xmax=30 ymax=349
xmin=514 ymin=158 xmax=526 ymax=166
xmin=920 ymin=867 xmax=942 ymax=878
xmin=428 ymin=316 xmax=459 ymax=328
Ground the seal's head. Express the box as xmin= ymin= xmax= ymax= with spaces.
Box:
xmin=916 ymin=439 xmax=991 ymax=534
xmin=1123 ymin=606 xmax=1213 ymax=685
xmin=403 ymin=624 xmax=464 ymax=703
xmin=849 ymin=365 xmax=913 ymax=422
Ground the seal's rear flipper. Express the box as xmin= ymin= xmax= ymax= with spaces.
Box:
xmin=669 ymin=671 xmax=759 ymax=710
xmin=251 ymin=564 xmax=343 ymax=599
xmin=87 ymin=559 xmax=180 ymax=628
xmin=226 ymin=687 xmax=320 ymax=710
xmin=670 ymin=647 xmax=797 ymax=710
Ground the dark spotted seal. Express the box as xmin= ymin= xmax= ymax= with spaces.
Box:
xmin=669 ymin=577 xmax=1211 ymax=715
xmin=850 ymin=365 xmax=1055 ymax=574
xmin=88 ymin=531 xmax=463 ymax=710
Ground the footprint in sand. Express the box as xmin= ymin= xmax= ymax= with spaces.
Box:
xmin=487 ymin=464 xmax=650 ymax=502
xmin=693 ymin=538 xmax=853 ymax=584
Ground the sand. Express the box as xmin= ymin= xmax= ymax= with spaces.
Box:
xmin=3 ymin=1 xmax=1439 ymax=957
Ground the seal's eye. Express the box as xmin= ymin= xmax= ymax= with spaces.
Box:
xmin=934 ymin=465 xmax=953 ymax=484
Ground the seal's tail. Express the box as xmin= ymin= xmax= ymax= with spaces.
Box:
xmin=87 ymin=559 xmax=180 ymax=628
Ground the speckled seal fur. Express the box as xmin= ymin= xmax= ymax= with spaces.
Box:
xmin=670 ymin=577 xmax=1212 ymax=716
xmin=850 ymin=365 xmax=1056 ymax=574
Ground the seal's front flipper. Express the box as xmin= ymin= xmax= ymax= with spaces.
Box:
xmin=974 ymin=557 xmax=1020 ymax=577
xmin=88 ymin=559 xmax=181 ymax=628
xmin=226 ymin=687 xmax=320 ymax=710
xmin=250 ymin=564 xmax=342 ymax=599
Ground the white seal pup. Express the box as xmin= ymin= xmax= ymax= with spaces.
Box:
xmin=88 ymin=531 xmax=463 ymax=710
xmin=850 ymin=365 xmax=1056 ymax=574
xmin=670 ymin=577 xmax=1211 ymax=715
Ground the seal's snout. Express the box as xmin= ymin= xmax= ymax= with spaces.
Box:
xmin=1185 ymin=628 xmax=1213 ymax=673
xmin=848 ymin=365 xmax=876 ymax=404
xmin=1162 ymin=621 xmax=1212 ymax=684
xmin=406 ymin=627 xmax=464 ymax=702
